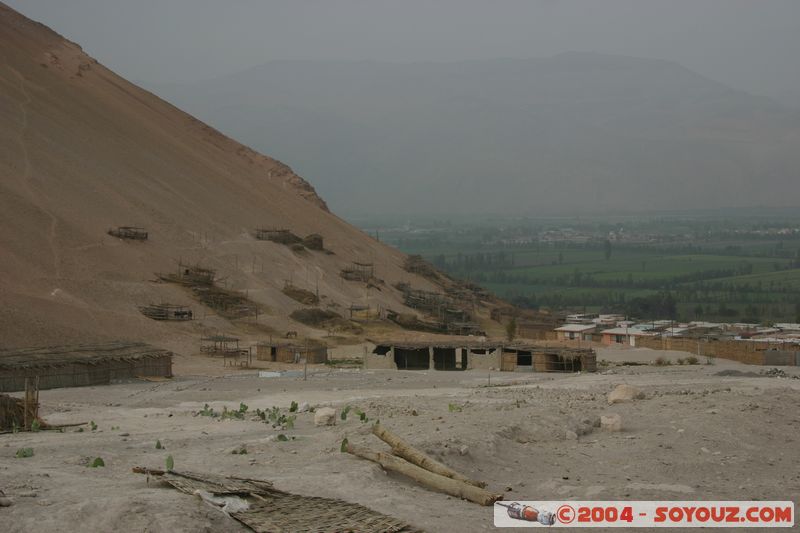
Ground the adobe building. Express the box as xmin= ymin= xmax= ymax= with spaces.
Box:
xmin=367 ymin=340 xmax=595 ymax=373
xmin=554 ymin=323 xmax=596 ymax=342
xmin=256 ymin=342 xmax=328 ymax=364
xmin=0 ymin=342 xmax=172 ymax=392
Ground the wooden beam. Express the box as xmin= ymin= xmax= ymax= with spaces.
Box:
xmin=345 ymin=443 xmax=501 ymax=506
xmin=372 ymin=423 xmax=486 ymax=488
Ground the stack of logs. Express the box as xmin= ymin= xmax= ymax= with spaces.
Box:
xmin=344 ymin=423 xmax=502 ymax=506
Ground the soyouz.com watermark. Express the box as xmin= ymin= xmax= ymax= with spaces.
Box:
xmin=493 ymin=501 xmax=794 ymax=528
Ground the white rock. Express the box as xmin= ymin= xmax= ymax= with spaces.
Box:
xmin=314 ymin=407 xmax=336 ymax=426
xmin=607 ymin=384 xmax=645 ymax=405
xmin=600 ymin=414 xmax=622 ymax=432
xmin=458 ymin=445 xmax=469 ymax=456
xmin=298 ymin=402 xmax=310 ymax=413
xmin=565 ymin=430 xmax=578 ymax=440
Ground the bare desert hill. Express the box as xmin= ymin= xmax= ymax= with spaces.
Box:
xmin=0 ymin=3 xmax=465 ymax=350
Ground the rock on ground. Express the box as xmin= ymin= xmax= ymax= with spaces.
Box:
xmin=601 ymin=414 xmax=623 ymax=432
xmin=608 ymin=384 xmax=645 ymax=405
xmin=314 ymin=407 xmax=336 ymax=426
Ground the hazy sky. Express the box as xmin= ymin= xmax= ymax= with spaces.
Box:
xmin=6 ymin=0 xmax=800 ymax=107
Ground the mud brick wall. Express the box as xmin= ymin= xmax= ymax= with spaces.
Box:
xmin=517 ymin=328 xmax=558 ymax=341
xmin=635 ymin=337 xmax=799 ymax=366
xmin=364 ymin=353 xmax=397 ymax=369
xmin=468 ymin=348 xmax=502 ymax=370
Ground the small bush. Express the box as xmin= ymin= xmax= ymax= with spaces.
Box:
xmin=290 ymin=308 xmax=341 ymax=326
xmin=15 ymin=447 xmax=34 ymax=458
xmin=89 ymin=457 xmax=105 ymax=468
xmin=353 ymin=408 xmax=369 ymax=423
xmin=685 ymin=356 xmax=699 ymax=365
xmin=653 ymin=357 xmax=671 ymax=366
xmin=198 ymin=404 xmax=216 ymax=417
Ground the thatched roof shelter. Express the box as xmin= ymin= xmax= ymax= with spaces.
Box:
xmin=0 ymin=342 xmax=172 ymax=392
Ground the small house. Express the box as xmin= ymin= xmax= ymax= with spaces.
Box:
xmin=600 ymin=327 xmax=657 ymax=346
xmin=554 ymin=323 xmax=596 ymax=341
xmin=256 ymin=342 xmax=328 ymax=364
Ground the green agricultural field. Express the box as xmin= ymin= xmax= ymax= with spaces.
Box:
xmin=400 ymin=243 xmax=797 ymax=323
xmin=377 ymin=213 xmax=800 ymax=323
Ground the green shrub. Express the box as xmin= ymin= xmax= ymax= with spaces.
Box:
xmin=15 ymin=447 xmax=34 ymax=458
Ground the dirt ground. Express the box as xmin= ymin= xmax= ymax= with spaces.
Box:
xmin=2 ymin=347 xmax=799 ymax=532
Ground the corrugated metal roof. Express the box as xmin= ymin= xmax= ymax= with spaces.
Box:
xmin=555 ymin=324 xmax=596 ymax=332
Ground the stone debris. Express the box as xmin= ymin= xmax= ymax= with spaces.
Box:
xmin=761 ymin=368 xmax=790 ymax=378
xmin=229 ymin=444 xmax=248 ymax=455
xmin=600 ymin=414 xmax=622 ymax=432
xmin=608 ymin=384 xmax=645 ymax=405
xmin=314 ymin=407 xmax=336 ymax=426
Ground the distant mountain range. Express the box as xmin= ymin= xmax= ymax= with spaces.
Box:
xmin=148 ymin=53 xmax=800 ymax=217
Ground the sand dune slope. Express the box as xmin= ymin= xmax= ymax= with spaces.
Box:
xmin=0 ymin=3 xmax=443 ymax=349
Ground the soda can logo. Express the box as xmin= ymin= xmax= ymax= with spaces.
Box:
xmin=494 ymin=501 xmax=794 ymax=528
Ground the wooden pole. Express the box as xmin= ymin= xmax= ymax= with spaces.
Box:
xmin=371 ymin=423 xmax=487 ymax=488
xmin=23 ymin=377 xmax=30 ymax=430
xmin=345 ymin=443 xmax=500 ymax=506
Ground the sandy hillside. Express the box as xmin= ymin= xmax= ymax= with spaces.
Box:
xmin=0 ymin=2 xmax=467 ymax=351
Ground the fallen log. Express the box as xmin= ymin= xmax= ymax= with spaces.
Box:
xmin=372 ymin=423 xmax=486 ymax=488
xmin=132 ymin=466 xmax=165 ymax=476
xmin=345 ymin=442 xmax=502 ymax=506
xmin=43 ymin=421 xmax=88 ymax=430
